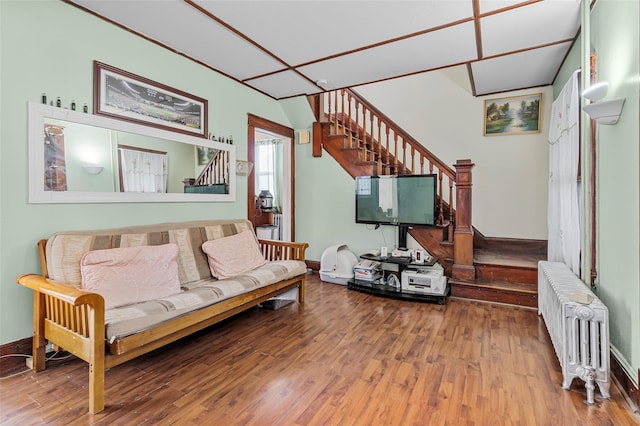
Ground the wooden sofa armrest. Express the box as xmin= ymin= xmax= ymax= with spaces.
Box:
xmin=16 ymin=273 xmax=106 ymax=413
xmin=17 ymin=273 xmax=104 ymax=307
xmin=258 ymin=239 xmax=309 ymax=262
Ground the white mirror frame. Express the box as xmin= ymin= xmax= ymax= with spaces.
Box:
xmin=28 ymin=102 xmax=236 ymax=203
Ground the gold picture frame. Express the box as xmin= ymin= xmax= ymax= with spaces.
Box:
xmin=483 ymin=93 xmax=542 ymax=136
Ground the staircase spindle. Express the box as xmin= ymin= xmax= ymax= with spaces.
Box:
xmin=438 ymin=170 xmax=444 ymax=225
xmin=333 ymin=91 xmax=339 ymax=135
xmin=340 ymin=90 xmax=346 ymax=136
xmin=362 ymin=108 xmax=368 ymax=162
xmin=347 ymin=92 xmax=353 ymax=148
xmin=376 ymin=119 xmax=383 ymax=175
xmin=369 ymin=110 xmax=374 ymax=166
xmin=328 ymin=91 xmax=333 ymax=127
xmin=393 ymin=133 xmax=399 ymax=173
xmin=402 ymin=137 xmax=408 ymax=174
xmin=354 ymin=101 xmax=360 ymax=146
xmin=385 ymin=126 xmax=391 ymax=175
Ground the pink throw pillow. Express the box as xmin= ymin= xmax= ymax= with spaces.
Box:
xmin=80 ymin=243 xmax=181 ymax=309
xmin=201 ymin=230 xmax=266 ymax=279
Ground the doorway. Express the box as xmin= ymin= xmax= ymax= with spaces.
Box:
xmin=247 ymin=114 xmax=295 ymax=241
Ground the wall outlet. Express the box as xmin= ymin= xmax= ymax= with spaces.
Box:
xmin=45 ymin=342 xmax=54 ymax=353
xmin=25 ymin=356 xmax=33 ymax=369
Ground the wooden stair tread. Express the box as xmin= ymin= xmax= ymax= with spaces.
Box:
xmin=449 ymin=278 xmax=537 ymax=294
xmin=474 ymin=247 xmax=544 ymax=269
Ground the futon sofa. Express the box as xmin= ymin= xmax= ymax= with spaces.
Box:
xmin=17 ymin=219 xmax=308 ymax=414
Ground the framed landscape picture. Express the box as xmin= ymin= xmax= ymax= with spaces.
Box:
xmin=94 ymin=61 xmax=208 ymax=137
xmin=483 ymin=93 xmax=541 ymax=136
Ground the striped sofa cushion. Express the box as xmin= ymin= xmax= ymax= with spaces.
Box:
xmin=45 ymin=219 xmax=254 ymax=288
xmin=105 ymin=259 xmax=307 ymax=341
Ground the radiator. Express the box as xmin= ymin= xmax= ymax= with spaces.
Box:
xmin=272 ymin=213 xmax=283 ymax=241
xmin=538 ymin=261 xmax=610 ymax=404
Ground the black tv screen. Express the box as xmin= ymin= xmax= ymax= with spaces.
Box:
xmin=355 ymin=174 xmax=437 ymax=227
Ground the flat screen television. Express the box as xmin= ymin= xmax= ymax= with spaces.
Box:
xmin=355 ymin=174 xmax=437 ymax=227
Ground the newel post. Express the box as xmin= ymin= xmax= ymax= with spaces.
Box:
xmin=452 ymin=159 xmax=475 ymax=280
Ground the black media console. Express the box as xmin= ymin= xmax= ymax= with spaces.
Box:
xmin=346 ymin=253 xmax=449 ymax=305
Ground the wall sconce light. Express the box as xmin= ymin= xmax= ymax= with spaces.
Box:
xmin=235 ymin=160 xmax=253 ymax=176
xmin=83 ymin=164 xmax=104 ymax=175
xmin=581 ymin=81 xmax=626 ymax=125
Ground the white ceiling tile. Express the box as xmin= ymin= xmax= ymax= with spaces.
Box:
xmin=471 ymin=42 xmax=572 ymax=95
xmin=481 ymin=0 xmax=581 ymax=57
xmin=245 ymin=70 xmax=322 ymax=99
xmin=478 ymin=0 xmax=533 ymax=15
xmin=298 ymin=22 xmax=478 ymax=91
xmin=72 ymin=0 xmax=285 ymax=80
xmin=194 ymin=0 xmax=475 ymax=65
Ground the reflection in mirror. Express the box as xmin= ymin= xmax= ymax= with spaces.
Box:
xmin=29 ymin=103 xmax=236 ymax=203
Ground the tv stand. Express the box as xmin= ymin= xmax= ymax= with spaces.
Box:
xmin=347 ymin=253 xmax=449 ymax=305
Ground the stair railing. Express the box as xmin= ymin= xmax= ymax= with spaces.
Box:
xmin=194 ymin=149 xmax=228 ymax=186
xmin=322 ymin=88 xmax=456 ymax=234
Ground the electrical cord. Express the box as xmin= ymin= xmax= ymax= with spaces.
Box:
xmin=0 ymin=350 xmax=75 ymax=380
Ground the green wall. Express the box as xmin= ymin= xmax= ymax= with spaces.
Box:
xmin=554 ymin=0 xmax=639 ymax=385
xmin=591 ymin=0 xmax=640 ymax=384
xmin=0 ymin=1 xmax=292 ymax=344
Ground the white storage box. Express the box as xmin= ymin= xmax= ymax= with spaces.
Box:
xmin=256 ymin=225 xmax=278 ymax=240
xmin=401 ymin=268 xmax=447 ymax=295
xmin=320 ymin=244 xmax=358 ymax=285
xmin=353 ymin=260 xmax=382 ymax=282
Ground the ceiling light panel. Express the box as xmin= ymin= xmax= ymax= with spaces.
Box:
xmin=298 ymin=22 xmax=477 ymax=91
xmin=471 ymin=42 xmax=571 ymax=95
xmin=481 ymin=0 xmax=581 ymax=57
xmin=245 ymin=70 xmax=323 ymax=99
xmin=193 ymin=0 xmax=475 ymax=65
xmin=70 ymin=0 xmax=285 ymax=80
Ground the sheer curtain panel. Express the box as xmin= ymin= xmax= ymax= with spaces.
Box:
xmin=547 ymin=70 xmax=581 ymax=275
xmin=120 ymin=148 xmax=168 ymax=193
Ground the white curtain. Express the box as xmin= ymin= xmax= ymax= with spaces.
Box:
xmin=547 ymin=69 xmax=581 ymax=275
xmin=120 ymin=148 xmax=168 ymax=193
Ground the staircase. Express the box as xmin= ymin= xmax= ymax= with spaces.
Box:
xmin=309 ymin=89 xmax=545 ymax=308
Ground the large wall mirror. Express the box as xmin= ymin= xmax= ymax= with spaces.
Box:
xmin=29 ymin=102 xmax=236 ymax=203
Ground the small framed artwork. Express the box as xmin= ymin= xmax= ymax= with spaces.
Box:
xmin=483 ymin=93 xmax=542 ymax=136
xmin=196 ymin=146 xmax=217 ymax=166
xmin=94 ymin=61 xmax=208 ymax=137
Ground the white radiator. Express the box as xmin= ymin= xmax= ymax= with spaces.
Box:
xmin=538 ymin=261 xmax=610 ymax=404
xmin=272 ymin=213 xmax=283 ymax=241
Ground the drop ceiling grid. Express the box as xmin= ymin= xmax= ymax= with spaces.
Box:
xmin=66 ymin=0 xmax=583 ymax=99
xmin=72 ymin=0 xmax=285 ymax=80
xmin=193 ymin=0 xmax=476 ymax=66
xmin=245 ymin=70 xmax=323 ymax=99
xmin=297 ymin=21 xmax=478 ymax=91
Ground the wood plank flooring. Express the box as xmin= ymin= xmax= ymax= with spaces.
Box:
xmin=1 ymin=273 xmax=638 ymax=425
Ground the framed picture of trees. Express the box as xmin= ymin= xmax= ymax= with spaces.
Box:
xmin=483 ymin=93 xmax=541 ymax=136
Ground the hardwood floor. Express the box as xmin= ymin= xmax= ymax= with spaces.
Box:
xmin=1 ymin=273 xmax=638 ymax=425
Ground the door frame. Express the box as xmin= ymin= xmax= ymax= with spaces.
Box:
xmin=247 ymin=114 xmax=295 ymax=241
